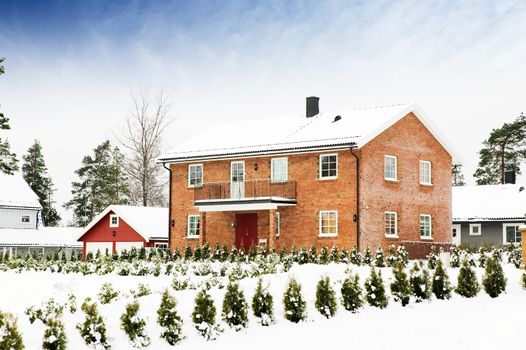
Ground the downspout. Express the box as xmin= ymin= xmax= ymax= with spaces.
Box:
xmin=162 ymin=162 xmax=173 ymax=251
xmin=350 ymin=147 xmax=360 ymax=251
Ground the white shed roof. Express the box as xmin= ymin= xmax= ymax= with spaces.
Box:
xmin=80 ymin=205 xmax=168 ymax=241
xmin=0 ymin=172 xmax=42 ymax=209
xmin=0 ymin=227 xmax=83 ymax=247
xmin=159 ymin=102 xmax=459 ymax=163
xmin=453 ymin=184 xmax=526 ymax=221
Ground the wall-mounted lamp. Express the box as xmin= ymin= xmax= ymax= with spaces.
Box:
xmin=112 ymin=230 xmax=116 ymax=237
xmin=171 ymin=219 xmax=175 ymax=227
xmin=353 ymin=214 xmax=357 ymax=223
xmin=231 ymin=222 xmax=236 ymax=228
xmin=254 ymin=163 xmax=258 ymax=171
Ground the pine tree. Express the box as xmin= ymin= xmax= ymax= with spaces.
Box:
xmin=42 ymin=318 xmax=67 ymax=350
xmin=427 ymin=246 xmax=439 ymax=269
xmin=120 ymin=300 xmax=150 ymax=347
xmin=374 ymin=248 xmax=385 ymax=267
xmin=451 ymin=164 xmax=466 ymax=186
xmin=363 ymin=247 xmax=372 ymax=265
xmin=432 ymin=260 xmax=452 ymax=300
xmin=339 ymin=248 xmax=350 ymax=263
xmin=450 ymin=246 xmax=461 ymax=268
xmin=456 ymin=260 xmax=480 ymax=298
xmin=397 ymin=245 xmax=409 ymax=266
xmin=318 ymin=245 xmax=329 ymax=264
xmin=65 ymin=140 xmax=129 ymax=226
xmin=409 ymin=263 xmax=431 ymax=302
xmin=390 ymin=263 xmax=411 ymax=306
xmin=386 ymin=244 xmax=397 ymax=267
xmin=0 ymin=311 xmax=24 ymax=349
xmin=283 ymin=277 xmax=307 ymax=323
xmin=157 ymin=290 xmax=184 ymax=345
xmin=314 ymin=276 xmax=337 ymax=318
xmin=192 ymin=288 xmax=218 ymax=339
xmin=340 ymin=273 xmax=363 ymax=312
xmin=308 ymin=245 xmax=317 ymax=263
xmin=252 ymin=278 xmax=274 ymax=326
xmin=298 ymin=247 xmax=309 ymax=264
xmin=364 ymin=267 xmax=388 ymax=308
xmin=22 ymin=140 xmax=61 ymax=226
xmin=0 ymin=57 xmax=19 ymax=175
xmin=329 ymin=245 xmax=339 ymax=263
xmin=76 ymin=298 xmax=110 ymax=349
xmin=222 ymin=282 xmax=248 ymax=329
xmin=482 ymin=257 xmax=507 ymax=298
xmin=350 ymin=246 xmax=362 ymax=265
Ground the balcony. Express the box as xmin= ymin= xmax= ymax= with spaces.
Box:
xmin=193 ymin=179 xmax=297 ymax=212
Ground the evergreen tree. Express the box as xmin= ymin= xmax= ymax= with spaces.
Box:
xmin=76 ymin=298 xmax=110 ymax=349
xmin=482 ymin=257 xmax=507 ymax=298
xmin=329 ymin=245 xmax=339 ymax=263
xmin=452 ymin=164 xmax=466 ymax=186
xmin=456 ymin=260 xmax=480 ymax=298
xmin=222 ymin=282 xmax=248 ymax=329
xmin=157 ymin=290 xmax=184 ymax=345
xmin=473 ymin=113 xmax=526 ymax=185
xmin=427 ymin=246 xmax=439 ymax=269
xmin=364 ymin=267 xmax=388 ymax=308
xmin=374 ymin=248 xmax=385 ymax=267
xmin=252 ymin=278 xmax=274 ymax=326
xmin=0 ymin=311 xmax=24 ymax=349
xmin=432 ymin=260 xmax=452 ymax=300
xmin=386 ymin=244 xmax=397 ymax=267
xmin=522 ymin=272 xmax=526 ymax=290
xmin=0 ymin=57 xmax=19 ymax=175
xmin=120 ymin=300 xmax=150 ymax=347
xmin=308 ymin=245 xmax=318 ymax=263
xmin=65 ymin=140 xmax=129 ymax=226
xmin=409 ymin=263 xmax=431 ymax=302
xmin=363 ymin=247 xmax=372 ymax=265
xmin=42 ymin=318 xmax=67 ymax=350
xmin=314 ymin=276 xmax=337 ymax=318
xmin=318 ymin=245 xmax=329 ymax=264
xmin=340 ymin=273 xmax=363 ymax=312
xmin=22 ymin=140 xmax=61 ymax=226
xmin=339 ymin=248 xmax=350 ymax=263
xmin=450 ymin=246 xmax=461 ymax=268
xmin=283 ymin=277 xmax=307 ymax=323
xmin=350 ymin=246 xmax=362 ymax=265
xmin=192 ymin=288 xmax=219 ymax=339
xmin=390 ymin=263 xmax=411 ymax=306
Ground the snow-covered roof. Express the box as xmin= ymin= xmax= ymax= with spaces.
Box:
xmin=0 ymin=172 xmax=42 ymax=209
xmin=0 ymin=227 xmax=83 ymax=247
xmin=79 ymin=205 xmax=168 ymax=241
xmin=453 ymin=184 xmax=526 ymax=221
xmin=159 ymin=102 xmax=460 ymax=163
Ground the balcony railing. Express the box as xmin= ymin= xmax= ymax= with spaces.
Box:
xmin=194 ymin=179 xmax=297 ymax=202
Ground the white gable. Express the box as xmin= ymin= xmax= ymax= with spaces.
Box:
xmin=0 ymin=172 xmax=42 ymax=209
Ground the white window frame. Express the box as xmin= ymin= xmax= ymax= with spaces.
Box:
xmin=188 ymin=164 xmax=203 ymax=188
xmin=469 ymin=223 xmax=481 ymax=236
xmin=271 ymin=157 xmax=288 ymax=183
xmin=502 ymin=223 xmax=523 ymax=245
xmin=419 ymin=160 xmax=432 ymax=185
xmin=187 ymin=215 xmax=200 ymax=239
xmin=420 ymin=214 xmax=432 ymax=239
xmin=275 ymin=211 xmax=281 ymax=237
xmin=319 ymin=154 xmax=338 ymax=180
xmin=109 ymin=214 xmax=119 ymax=228
xmin=21 ymin=215 xmax=31 ymax=223
xmin=384 ymin=155 xmax=398 ymax=181
xmin=319 ymin=210 xmax=338 ymax=237
xmin=384 ymin=211 xmax=398 ymax=237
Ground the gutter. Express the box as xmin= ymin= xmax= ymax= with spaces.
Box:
xmin=162 ymin=162 xmax=173 ymax=252
xmin=350 ymin=147 xmax=360 ymax=251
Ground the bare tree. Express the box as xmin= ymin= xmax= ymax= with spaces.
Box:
xmin=118 ymin=92 xmax=173 ymax=207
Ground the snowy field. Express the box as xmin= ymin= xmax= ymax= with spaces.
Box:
xmin=1 ymin=261 xmax=525 ymax=349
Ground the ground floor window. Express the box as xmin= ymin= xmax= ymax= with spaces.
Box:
xmin=503 ymin=224 xmax=522 ymax=244
xmin=384 ymin=211 xmax=398 ymax=237
xmin=187 ymin=215 xmax=200 ymax=238
xmin=319 ymin=211 xmax=338 ymax=237
xmin=154 ymin=243 xmax=169 ymax=250
xmin=420 ymin=214 xmax=432 ymax=238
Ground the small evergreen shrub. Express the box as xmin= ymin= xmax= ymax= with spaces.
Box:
xmin=409 ymin=263 xmax=431 ymax=302
xmin=283 ymin=277 xmax=307 ymax=323
xmin=192 ymin=288 xmax=221 ymax=340
xmin=450 ymin=246 xmax=461 ymax=268
xmin=339 ymin=248 xmax=350 ymax=263
xmin=329 ymin=245 xmax=339 ymax=263
xmin=397 ymin=245 xmax=409 ymax=266
xmin=67 ymin=294 xmax=77 ymax=314
xmin=478 ymin=249 xmax=487 ymax=268
xmin=318 ymin=245 xmax=329 ymax=264
xmin=222 ymin=282 xmax=248 ymax=330
xmin=252 ymin=278 xmax=274 ymax=326
xmin=193 ymin=246 xmax=202 ymax=261
xmin=350 ymin=246 xmax=362 ymax=265
xmin=98 ymin=283 xmax=119 ymax=304
xmin=390 ymin=263 xmax=411 ymax=306
xmin=315 ymin=276 xmax=337 ymax=318
xmin=76 ymin=298 xmax=110 ymax=349
xmin=157 ymin=290 xmax=184 ymax=346
xmin=341 ymin=273 xmax=363 ymax=312
xmin=363 ymin=247 xmax=372 ymax=265
xmin=364 ymin=267 xmax=388 ymax=308
xmin=298 ymin=248 xmax=309 ymax=264
xmin=432 ymin=260 xmax=452 ymax=300
xmin=386 ymin=245 xmax=397 ymax=267
xmin=120 ymin=300 xmax=150 ymax=348
xmin=130 ymin=283 xmax=151 ymax=298
xmin=374 ymin=248 xmax=385 ymax=267
xmin=0 ymin=312 xmax=24 ymax=349
xmin=508 ymin=246 xmax=522 ymax=268
xmin=184 ymin=246 xmax=192 ymax=260
xmin=427 ymin=246 xmax=439 ymax=269
xmin=456 ymin=260 xmax=480 ymax=298
xmin=308 ymin=246 xmax=318 ymax=263
xmin=482 ymin=257 xmax=507 ymax=298
xmin=522 ymin=272 xmax=526 ymax=290
xmin=42 ymin=318 xmax=67 ymax=350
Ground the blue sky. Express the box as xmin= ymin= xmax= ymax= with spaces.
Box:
xmin=1 ymin=0 xmax=526 ymax=222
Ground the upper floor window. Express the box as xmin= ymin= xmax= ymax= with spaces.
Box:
xmin=420 ymin=214 xmax=432 ymax=238
xmin=420 ymin=160 xmax=432 ymax=185
xmin=271 ymin=158 xmax=288 ymax=183
xmin=188 ymin=164 xmax=203 ymax=188
xmin=187 ymin=215 xmax=200 ymax=238
xmin=109 ymin=214 xmax=119 ymax=227
xmin=384 ymin=155 xmax=397 ymax=181
xmin=384 ymin=211 xmax=398 ymax=237
xmin=320 ymin=154 xmax=338 ymax=179
xmin=319 ymin=210 xmax=338 ymax=237
xmin=21 ymin=215 xmax=30 ymax=223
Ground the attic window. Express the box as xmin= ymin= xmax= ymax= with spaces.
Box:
xmin=109 ymin=214 xmax=119 ymax=228
xmin=21 ymin=215 xmax=30 ymax=223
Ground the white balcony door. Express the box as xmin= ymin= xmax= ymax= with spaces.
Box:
xmin=231 ymin=161 xmax=245 ymax=199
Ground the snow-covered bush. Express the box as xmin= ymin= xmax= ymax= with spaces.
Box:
xmin=364 ymin=267 xmax=388 ymax=309
xmin=67 ymin=294 xmax=77 ymax=314
xmin=42 ymin=318 xmax=67 ymax=350
xmin=318 ymin=245 xmax=329 ymax=264
xmin=341 ymin=273 xmax=363 ymax=312
xmin=482 ymin=257 xmax=506 ymax=298
xmin=192 ymin=288 xmax=221 ymax=340
xmin=315 ymin=276 xmax=337 ymax=318
xmin=390 ymin=263 xmax=411 ymax=306
xmin=508 ymin=245 xmax=522 ymax=268
xmin=308 ymin=246 xmax=317 ymax=263
xmin=522 ymin=272 xmax=526 ymax=290
xmin=120 ymin=300 xmax=150 ymax=348
xmin=432 ymin=260 xmax=452 ymax=300
xmin=350 ymin=246 xmax=361 ymax=265
xmin=386 ymin=245 xmax=397 ymax=267
xmin=478 ymin=248 xmax=487 ymax=268
xmin=298 ymin=248 xmax=309 ymax=264
xmin=339 ymin=248 xmax=350 ymax=263
xmin=25 ymin=299 xmax=64 ymax=324
xmin=252 ymin=278 xmax=274 ymax=326
xmin=0 ymin=312 xmax=24 ymax=349
xmin=76 ymin=298 xmax=110 ymax=350
xmin=130 ymin=284 xmax=151 ymax=298
xmin=329 ymin=245 xmax=339 ymax=263
xmin=427 ymin=246 xmax=439 ymax=269
xmin=184 ymin=246 xmax=193 ymax=260
xmin=222 ymin=282 xmax=248 ymax=330
xmin=397 ymin=245 xmax=409 ymax=266
xmin=449 ymin=246 xmax=461 ymax=268
xmin=409 ymin=263 xmax=431 ymax=302
xmin=374 ymin=248 xmax=385 ymax=267
xmin=456 ymin=260 xmax=479 ymax=298
xmin=157 ymin=290 xmax=184 ymax=346
xmin=283 ymin=277 xmax=307 ymax=323
xmin=98 ymin=283 xmax=119 ymax=304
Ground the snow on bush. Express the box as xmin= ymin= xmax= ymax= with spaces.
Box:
xmin=157 ymin=290 xmax=184 ymax=346
xmin=340 ymin=271 xmax=363 ymax=313
xmin=120 ymin=300 xmax=150 ymax=348
xmin=283 ymin=277 xmax=307 ymax=323
xmin=409 ymin=263 xmax=431 ymax=302
xmin=97 ymin=283 xmax=119 ymax=304
xmin=432 ymin=260 xmax=452 ymax=300
xmin=222 ymin=282 xmax=248 ymax=330
xmin=390 ymin=263 xmax=411 ymax=306
xmin=456 ymin=260 xmax=480 ymax=298
xmin=192 ymin=287 xmax=221 ymax=340
xmin=482 ymin=257 xmax=507 ymax=298
xmin=364 ymin=267 xmax=388 ymax=309
xmin=374 ymin=248 xmax=385 ymax=268
xmin=130 ymin=283 xmax=151 ymax=298
xmin=252 ymin=278 xmax=274 ymax=326
xmin=315 ymin=276 xmax=337 ymax=318
xmin=0 ymin=311 xmax=24 ymax=349
xmin=42 ymin=318 xmax=67 ymax=350
xmin=350 ymin=246 xmax=362 ymax=265
xmin=76 ymin=298 xmax=110 ymax=350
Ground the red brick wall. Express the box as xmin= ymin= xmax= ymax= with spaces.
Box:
xmin=359 ymin=112 xmax=452 ymax=251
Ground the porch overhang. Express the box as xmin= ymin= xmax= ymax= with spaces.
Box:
xmin=195 ymin=196 xmax=297 ymax=212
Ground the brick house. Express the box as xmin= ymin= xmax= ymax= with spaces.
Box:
xmin=159 ymin=98 xmax=458 ymax=254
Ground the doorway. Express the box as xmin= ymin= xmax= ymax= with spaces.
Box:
xmin=235 ymin=213 xmax=258 ymax=252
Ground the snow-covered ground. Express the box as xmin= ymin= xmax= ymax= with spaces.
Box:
xmin=1 ymin=262 xmax=525 ymax=349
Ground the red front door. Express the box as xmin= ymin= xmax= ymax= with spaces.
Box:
xmin=235 ymin=213 xmax=258 ymax=252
